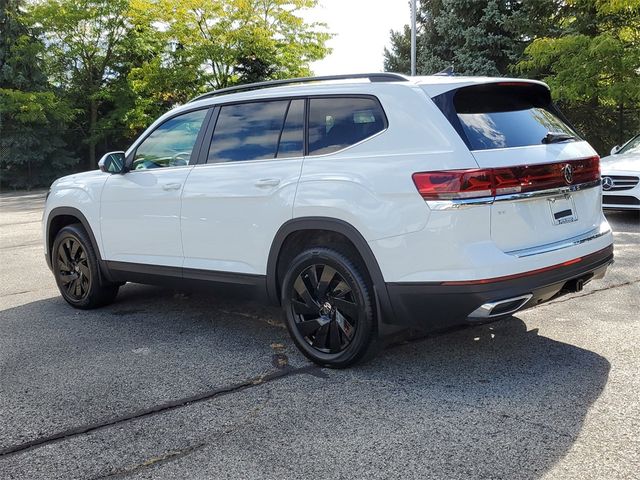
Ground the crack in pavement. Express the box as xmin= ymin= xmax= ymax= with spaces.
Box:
xmin=540 ymin=278 xmax=640 ymax=308
xmin=97 ymin=398 xmax=272 ymax=479
xmin=0 ymin=364 xmax=322 ymax=458
xmin=93 ymin=443 xmax=208 ymax=479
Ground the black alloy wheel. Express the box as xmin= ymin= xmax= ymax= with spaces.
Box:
xmin=52 ymin=224 xmax=119 ymax=309
xmin=282 ymin=247 xmax=377 ymax=368
xmin=57 ymin=237 xmax=91 ymax=301
xmin=291 ymin=264 xmax=358 ymax=354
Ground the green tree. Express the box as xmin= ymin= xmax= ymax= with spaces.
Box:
xmin=418 ymin=0 xmax=526 ymax=76
xmin=383 ymin=24 xmax=412 ymax=74
xmin=28 ymin=0 xmax=139 ymax=169
xmin=383 ymin=1 xmax=563 ymax=76
xmin=134 ymin=0 xmax=331 ymax=90
xmin=0 ymin=0 xmax=77 ymax=189
xmin=518 ymin=0 xmax=640 ymax=152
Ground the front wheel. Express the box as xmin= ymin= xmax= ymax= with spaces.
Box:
xmin=281 ymin=247 xmax=378 ymax=368
xmin=52 ymin=224 xmax=119 ymax=309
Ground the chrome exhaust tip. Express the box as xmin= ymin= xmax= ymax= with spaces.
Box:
xmin=468 ymin=294 xmax=533 ymax=320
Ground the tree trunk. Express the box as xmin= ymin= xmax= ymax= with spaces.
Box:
xmin=88 ymin=99 xmax=98 ymax=171
xmin=618 ymin=102 xmax=624 ymax=146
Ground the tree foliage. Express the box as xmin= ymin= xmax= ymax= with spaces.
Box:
xmin=130 ymin=0 xmax=329 ymax=91
xmin=0 ymin=0 xmax=78 ymax=189
xmin=383 ymin=24 xmax=412 ymax=75
xmin=1 ymin=0 xmax=329 ymax=188
xmin=518 ymin=0 xmax=640 ymax=150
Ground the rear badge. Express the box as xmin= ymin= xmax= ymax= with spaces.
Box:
xmin=562 ymin=164 xmax=574 ymax=184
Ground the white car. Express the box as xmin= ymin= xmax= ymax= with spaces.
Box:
xmin=43 ymin=73 xmax=614 ymax=367
xmin=600 ymin=134 xmax=640 ymax=210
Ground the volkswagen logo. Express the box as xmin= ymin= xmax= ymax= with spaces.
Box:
xmin=602 ymin=176 xmax=614 ymax=191
xmin=562 ymin=164 xmax=574 ymax=184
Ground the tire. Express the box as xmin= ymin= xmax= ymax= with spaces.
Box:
xmin=52 ymin=224 xmax=119 ymax=309
xmin=281 ymin=247 xmax=379 ymax=368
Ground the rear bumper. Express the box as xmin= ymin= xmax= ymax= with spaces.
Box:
xmin=384 ymin=244 xmax=613 ymax=332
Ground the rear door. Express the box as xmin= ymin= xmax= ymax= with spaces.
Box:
xmin=180 ymin=98 xmax=305 ymax=275
xmin=431 ymin=82 xmax=602 ymax=253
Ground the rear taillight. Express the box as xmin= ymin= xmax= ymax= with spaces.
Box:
xmin=413 ymin=156 xmax=599 ymax=201
xmin=411 ymin=170 xmax=493 ymax=200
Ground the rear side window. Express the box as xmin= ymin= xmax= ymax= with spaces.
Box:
xmin=433 ymin=84 xmax=580 ymax=151
xmin=277 ymin=99 xmax=305 ymax=158
xmin=308 ymin=97 xmax=386 ymax=155
xmin=208 ymin=100 xmax=289 ymax=163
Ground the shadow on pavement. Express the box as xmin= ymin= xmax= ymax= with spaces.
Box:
xmin=0 ymin=284 xmax=610 ymax=479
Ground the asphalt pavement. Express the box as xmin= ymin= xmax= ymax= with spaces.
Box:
xmin=0 ymin=191 xmax=638 ymax=479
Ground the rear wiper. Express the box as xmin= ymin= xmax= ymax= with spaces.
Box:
xmin=542 ymin=132 xmax=577 ymax=144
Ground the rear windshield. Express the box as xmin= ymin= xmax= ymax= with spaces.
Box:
xmin=432 ymin=83 xmax=580 ymax=151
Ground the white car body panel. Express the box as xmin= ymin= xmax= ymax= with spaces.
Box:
xmin=100 ymin=167 xmax=194 ymax=267
xmin=181 ymin=157 xmax=303 ymax=275
xmin=293 ymin=84 xmax=477 ymax=242
xmin=471 ymin=142 xmax=603 ymax=252
xmin=43 ymin=171 xmax=108 ymax=260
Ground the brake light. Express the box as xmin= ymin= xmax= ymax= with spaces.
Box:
xmin=411 ymin=170 xmax=493 ymax=200
xmin=412 ymin=156 xmax=599 ymax=201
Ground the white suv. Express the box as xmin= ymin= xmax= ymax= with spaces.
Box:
xmin=43 ymin=73 xmax=614 ymax=367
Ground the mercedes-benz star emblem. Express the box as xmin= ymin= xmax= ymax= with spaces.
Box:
xmin=602 ymin=176 xmax=614 ymax=190
xmin=562 ymin=164 xmax=574 ymax=184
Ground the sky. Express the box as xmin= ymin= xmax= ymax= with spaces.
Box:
xmin=302 ymin=0 xmax=411 ymax=76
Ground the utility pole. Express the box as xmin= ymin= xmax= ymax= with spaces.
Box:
xmin=411 ymin=0 xmax=417 ymax=76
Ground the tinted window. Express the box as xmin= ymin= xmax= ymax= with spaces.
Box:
xmin=208 ymin=101 xmax=289 ymax=163
xmin=450 ymin=84 xmax=579 ymax=151
xmin=133 ymin=109 xmax=207 ymax=170
xmin=618 ymin=134 xmax=640 ymax=155
xmin=276 ymin=99 xmax=304 ymax=158
xmin=308 ymin=97 xmax=386 ymax=155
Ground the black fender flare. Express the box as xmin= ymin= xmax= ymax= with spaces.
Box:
xmin=266 ymin=217 xmax=400 ymax=335
xmin=45 ymin=207 xmax=114 ymax=283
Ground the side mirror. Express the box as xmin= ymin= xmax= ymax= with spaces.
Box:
xmin=610 ymin=145 xmax=620 ymax=155
xmin=98 ymin=151 xmax=127 ymax=174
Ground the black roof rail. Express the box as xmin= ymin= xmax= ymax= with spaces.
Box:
xmin=188 ymin=73 xmax=410 ymax=103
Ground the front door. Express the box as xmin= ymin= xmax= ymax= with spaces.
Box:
xmin=100 ymin=108 xmax=209 ymax=267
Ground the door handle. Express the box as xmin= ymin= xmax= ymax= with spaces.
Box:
xmin=254 ymin=178 xmax=281 ymax=188
xmin=162 ymin=183 xmax=182 ymax=191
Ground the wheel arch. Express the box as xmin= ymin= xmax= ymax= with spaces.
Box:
xmin=266 ymin=217 xmax=399 ymax=335
xmin=46 ymin=207 xmax=113 ymax=282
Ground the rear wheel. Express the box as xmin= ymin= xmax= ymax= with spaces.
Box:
xmin=52 ymin=224 xmax=119 ymax=309
xmin=281 ymin=247 xmax=378 ymax=368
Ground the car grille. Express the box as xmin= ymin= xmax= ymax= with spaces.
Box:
xmin=603 ymin=195 xmax=640 ymax=205
xmin=601 ymin=175 xmax=639 ymax=191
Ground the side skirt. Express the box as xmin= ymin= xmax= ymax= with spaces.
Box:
xmin=105 ymin=261 xmax=268 ymax=302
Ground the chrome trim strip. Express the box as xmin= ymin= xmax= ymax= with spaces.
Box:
xmin=506 ymin=224 xmax=611 ymax=258
xmin=468 ymin=294 xmax=533 ymax=319
xmin=493 ymin=179 xmax=601 ymax=203
xmin=425 ymin=179 xmax=601 ymax=210
xmin=425 ymin=196 xmax=494 ymax=210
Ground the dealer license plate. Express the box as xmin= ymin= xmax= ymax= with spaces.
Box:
xmin=548 ymin=195 xmax=578 ymax=225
